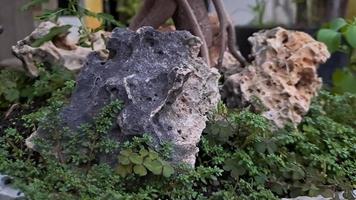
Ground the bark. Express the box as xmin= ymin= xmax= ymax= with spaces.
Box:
xmin=129 ymin=0 xmax=247 ymax=67
xmin=173 ymin=0 xmax=213 ymax=48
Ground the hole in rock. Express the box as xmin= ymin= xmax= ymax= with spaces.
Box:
xmin=108 ymin=49 xmax=117 ymax=59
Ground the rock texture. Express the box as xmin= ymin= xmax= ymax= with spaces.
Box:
xmin=0 ymin=175 xmax=25 ymax=200
xmin=12 ymin=21 xmax=108 ymax=77
xmin=34 ymin=27 xmax=220 ymax=166
xmin=222 ymin=27 xmax=330 ymax=127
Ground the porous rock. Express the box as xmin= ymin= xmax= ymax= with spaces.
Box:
xmin=34 ymin=27 xmax=220 ymax=166
xmin=12 ymin=21 xmax=108 ymax=77
xmin=222 ymin=27 xmax=330 ymax=127
xmin=0 ymin=174 xmax=25 ymax=200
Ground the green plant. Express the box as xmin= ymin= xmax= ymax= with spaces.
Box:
xmin=116 ymin=0 xmax=141 ymax=25
xmin=0 ymin=66 xmax=74 ymax=109
xmin=1 ymin=88 xmax=355 ymax=199
xmin=22 ymin=0 xmax=122 ymax=48
xmin=317 ymin=17 xmax=356 ymax=94
xmin=31 ymin=25 xmax=72 ymax=47
xmin=117 ymin=135 xmax=174 ymax=178
xmin=249 ymin=0 xmax=267 ymax=27
xmin=28 ymin=98 xmax=123 ymax=167
xmin=203 ymin=91 xmax=356 ymax=199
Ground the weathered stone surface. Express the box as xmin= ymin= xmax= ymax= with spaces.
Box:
xmin=281 ymin=190 xmax=356 ymax=200
xmin=33 ymin=27 xmax=220 ymax=166
xmin=0 ymin=175 xmax=25 ymax=200
xmin=12 ymin=21 xmax=108 ymax=77
xmin=222 ymin=27 xmax=330 ymax=127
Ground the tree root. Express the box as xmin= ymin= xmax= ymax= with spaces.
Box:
xmin=212 ymin=0 xmax=247 ymax=67
xmin=176 ymin=0 xmax=210 ymax=65
xmin=129 ymin=0 xmax=247 ymax=68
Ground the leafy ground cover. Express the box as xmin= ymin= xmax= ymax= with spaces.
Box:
xmin=0 ymin=67 xmax=355 ymax=200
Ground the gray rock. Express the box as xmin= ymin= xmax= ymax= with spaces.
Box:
xmin=0 ymin=175 xmax=25 ymax=200
xmin=32 ymin=27 xmax=220 ymax=166
xmin=281 ymin=190 xmax=356 ymax=200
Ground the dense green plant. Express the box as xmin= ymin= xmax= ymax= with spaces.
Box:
xmin=1 ymin=79 xmax=355 ymax=199
xmin=23 ymin=90 xmax=123 ymax=167
xmin=0 ymin=66 xmax=74 ymax=109
xmin=203 ymin=91 xmax=356 ymax=199
xmin=117 ymin=135 xmax=174 ymax=178
xmin=317 ymin=17 xmax=356 ymax=94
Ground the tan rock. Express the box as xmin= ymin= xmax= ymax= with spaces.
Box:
xmin=12 ymin=21 xmax=108 ymax=77
xmin=223 ymin=27 xmax=330 ymax=127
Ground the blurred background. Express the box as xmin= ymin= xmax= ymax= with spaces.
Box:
xmin=0 ymin=0 xmax=355 ymax=86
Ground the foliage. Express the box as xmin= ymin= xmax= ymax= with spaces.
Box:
xmin=204 ymin=91 xmax=356 ymax=199
xmin=115 ymin=0 xmax=141 ymax=26
xmin=31 ymin=25 xmax=72 ymax=47
xmin=24 ymin=96 xmax=123 ymax=168
xmin=249 ymin=0 xmax=266 ymax=27
xmin=0 ymin=66 xmax=74 ymax=109
xmin=21 ymin=0 xmax=49 ymax=11
xmin=117 ymin=135 xmax=174 ymax=178
xmin=317 ymin=18 xmax=356 ymax=94
xmin=1 ymin=89 xmax=355 ymax=199
xmin=22 ymin=0 xmax=122 ymax=49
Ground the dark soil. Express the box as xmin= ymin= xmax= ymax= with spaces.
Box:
xmin=0 ymin=98 xmax=47 ymax=137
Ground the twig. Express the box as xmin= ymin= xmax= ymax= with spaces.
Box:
xmin=176 ymin=0 xmax=210 ymax=66
xmin=211 ymin=0 xmax=247 ymax=67
xmin=4 ymin=103 xmax=19 ymax=119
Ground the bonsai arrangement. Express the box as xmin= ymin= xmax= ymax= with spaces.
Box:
xmin=0 ymin=0 xmax=354 ymax=199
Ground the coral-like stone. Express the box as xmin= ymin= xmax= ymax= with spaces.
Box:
xmin=223 ymin=27 xmax=330 ymax=127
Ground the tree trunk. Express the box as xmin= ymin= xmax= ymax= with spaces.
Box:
xmin=173 ymin=0 xmax=213 ymax=48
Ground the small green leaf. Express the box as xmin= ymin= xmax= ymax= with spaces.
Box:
xmin=148 ymin=149 xmax=159 ymax=160
xmin=254 ymin=142 xmax=267 ymax=153
xmin=162 ymin=165 xmax=174 ymax=178
xmin=292 ymin=169 xmax=305 ymax=180
xmin=270 ymin=183 xmax=284 ymax=195
xmin=133 ymin=165 xmax=147 ymax=176
xmin=332 ymin=69 xmax=356 ymax=94
xmin=329 ymin=18 xmax=347 ymax=31
xmin=143 ymin=159 xmax=162 ymax=175
xmin=266 ymin=141 xmax=277 ymax=154
xmin=129 ymin=153 xmax=143 ymax=165
xmin=317 ymin=29 xmax=341 ymax=53
xmin=320 ymin=189 xmax=334 ymax=198
xmin=119 ymin=156 xmax=130 ymax=165
xmin=4 ymin=89 xmax=20 ymax=102
xmin=116 ymin=164 xmax=132 ymax=177
xmin=344 ymin=25 xmax=356 ymax=48
xmin=21 ymin=0 xmax=49 ymax=11
xmin=139 ymin=148 xmax=149 ymax=157
xmin=31 ymin=25 xmax=72 ymax=47
xmin=120 ymin=149 xmax=132 ymax=156
xmin=224 ymin=159 xmax=246 ymax=179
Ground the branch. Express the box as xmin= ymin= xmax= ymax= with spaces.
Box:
xmin=175 ymin=0 xmax=210 ymax=66
xmin=130 ymin=0 xmax=177 ymax=30
xmin=211 ymin=0 xmax=247 ymax=67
